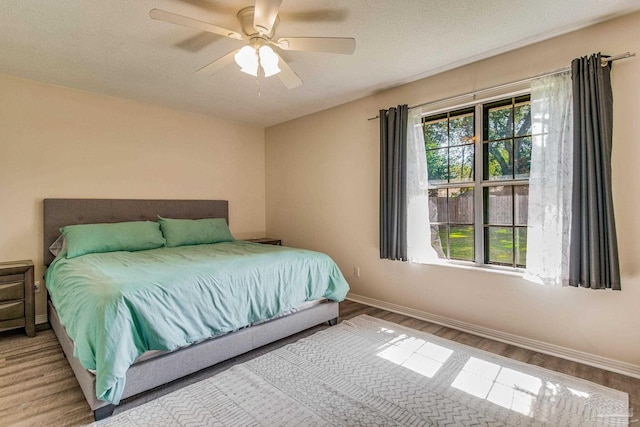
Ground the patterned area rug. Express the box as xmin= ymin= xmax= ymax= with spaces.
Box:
xmin=94 ymin=315 xmax=628 ymax=426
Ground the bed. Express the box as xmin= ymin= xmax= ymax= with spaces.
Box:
xmin=43 ymin=199 xmax=348 ymax=420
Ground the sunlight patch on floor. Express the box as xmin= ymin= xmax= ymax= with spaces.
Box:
xmin=370 ymin=323 xmax=627 ymax=423
xmin=451 ymin=357 xmax=544 ymax=416
xmin=377 ymin=335 xmax=453 ymax=378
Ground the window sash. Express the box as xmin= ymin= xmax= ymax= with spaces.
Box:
xmin=423 ymin=93 xmax=531 ymax=269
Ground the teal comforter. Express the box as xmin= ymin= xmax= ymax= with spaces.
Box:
xmin=45 ymin=241 xmax=349 ymax=404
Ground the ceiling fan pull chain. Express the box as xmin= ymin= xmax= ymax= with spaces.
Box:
xmin=256 ymin=49 xmax=264 ymax=96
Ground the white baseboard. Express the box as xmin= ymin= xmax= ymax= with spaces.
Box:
xmin=346 ymin=293 xmax=640 ymax=380
xmin=36 ymin=314 xmax=48 ymax=325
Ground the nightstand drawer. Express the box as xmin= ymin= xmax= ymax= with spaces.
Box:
xmin=0 ymin=281 xmax=24 ymax=302
xmin=0 ymin=301 xmax=24 ymax=322
xmin=0 ymin=260 xmax=34 ymax=337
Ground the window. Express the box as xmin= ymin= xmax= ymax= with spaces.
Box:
xmin=423 ymin=94 xmax=531 ymax=268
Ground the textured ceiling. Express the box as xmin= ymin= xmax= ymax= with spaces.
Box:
xmin=0 ymin=0 xmax=638 ymax=127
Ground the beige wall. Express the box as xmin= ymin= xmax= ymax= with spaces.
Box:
xmin=0 ymin=75 xmax=266 ymax=318
xmin=266 ymin=12 xmax=640 ymax=365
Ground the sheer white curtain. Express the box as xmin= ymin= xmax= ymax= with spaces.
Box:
xmin=525 ymin=71 xmax=573 ymax=286
xmin=406 ymin=107 xmax=439 ymax=263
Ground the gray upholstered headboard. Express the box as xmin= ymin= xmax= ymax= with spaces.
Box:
xmin=43 ymin=199 xmax=229 ymax=266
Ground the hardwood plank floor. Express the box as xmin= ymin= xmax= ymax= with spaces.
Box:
xmin=0 ymin=300 xmax=638 ymax=426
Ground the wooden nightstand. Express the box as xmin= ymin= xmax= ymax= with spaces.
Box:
xmin=245 ymin=238 xmax=282 ymax=246
xmin=0 ymin=260 xmax=35 ymax=337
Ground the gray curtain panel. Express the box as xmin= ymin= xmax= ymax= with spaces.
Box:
xmin=379 ymin=105 xmax=408 ymax=261
xmin=569 ymin=53 xmax=621 ymax=290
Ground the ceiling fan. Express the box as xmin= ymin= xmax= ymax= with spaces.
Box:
xmin=150 ymin=0 xmax=356 ymax=89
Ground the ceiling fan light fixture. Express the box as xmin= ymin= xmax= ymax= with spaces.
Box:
xmin=259 ymin=45 xmax=281 ymax=77
xmin=234 ymin=43 xmax=281 ymax=78
xmin=235 ymin=45 xmax=259 ymax=76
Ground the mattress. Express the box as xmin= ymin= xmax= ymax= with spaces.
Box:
xmin=45 ymin=241 xmax=349 ymax=404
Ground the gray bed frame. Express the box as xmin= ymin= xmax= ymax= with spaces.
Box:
xmin=43 ymin=199 xmax=339 ymax=420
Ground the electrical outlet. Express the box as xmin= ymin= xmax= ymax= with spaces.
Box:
xmin=34 ymin=281 xmax=41 ymax=293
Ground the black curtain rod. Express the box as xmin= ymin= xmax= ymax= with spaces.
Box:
xmin=367 ymin=52 xmax=635 ymax=121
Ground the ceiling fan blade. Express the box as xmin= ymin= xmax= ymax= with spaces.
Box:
xmin=196 ymin=49 xmax=239 ymax=76
xmin=276 ymin=55 xmax=302 ymax=89
xmin=150 ymin=9 xmax=243 ymax=40
xmin=253 ymin=0 xmax=282 ymax=35
xmin=275 ymin=37 xmax=356 ymax=55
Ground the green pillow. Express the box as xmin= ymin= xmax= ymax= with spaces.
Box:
xmin=61 ymin=221 xmax=166 ymax=259
xmin=158 ymin=216 xmax=234 ymax=248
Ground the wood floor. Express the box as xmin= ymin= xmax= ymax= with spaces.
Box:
xmin=1 ymin=299 xmax=638 ymax=426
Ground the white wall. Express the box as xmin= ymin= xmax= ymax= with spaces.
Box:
xmin=0 ymin=75 xmax=266 ymax=318
xmin=266 ymin=12 xmax=640 ymax=366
